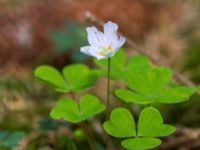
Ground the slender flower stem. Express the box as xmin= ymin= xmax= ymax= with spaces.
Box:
xmin=70 ymin=92 xmax=76 ymax=100
xmin=81 ymin=122 xmax=95 ymax=150
xmin=105 ymin=58 xmax=112 ymax=149
xmin=64 ymin=71 xmax=94 ymax=150
xmin=106 ymin=58 xmax=111 ymax=120
xmin=69 ymin=93 xmax=94 ymax=150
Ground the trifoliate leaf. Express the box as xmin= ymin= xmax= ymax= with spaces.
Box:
xmin=127 ymin=55 xmax=152 ymax=73
xmin=116 ymin=86 xmax=195 ymax=104
xmin=115 ymin=89 xmax=151 ymax=104
xmin=125 ymin=67 xmax=172 ymax=95
xmin=103 ymin=107 xmax=175 ymax=150
xmin=34 ymin=64 xmax=99 ymax=93
xmin=50 ymin=94 xmax=105 ymax=123
xmin=116 ymin=65 xmax=195 ymax=104
xmin=95 ymin=52 xmax=152 ymax=80
xmin=34 ymin=65 xmax=68 ymax=92
xmin=103 ymin=108 xmax=136 ymax=138
xmin=157 ymin=86 xmax=195 ymax=103
xmin=138 ymin=107 xmax=176 ymax=137
xmin=121 ymin=137 xmax=161 ymax=150
xmin=50 ymin=98 xmax=79 ymax=122
xmin=63 ymin=64 xmax=99 ymax=92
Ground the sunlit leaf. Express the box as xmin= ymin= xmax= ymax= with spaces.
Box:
xmin=115 ymin=89 xmax=151 ymax=104
xmin=103 ymin=107 xmax=175 ymax=150
xmin=127 ymin=55 xmax=152 ymax=73
xmin=51 ymin=94 xmax=105 ymax=123
xmin=138 ymin=107 xmax=176 ymax=137
xmin=103 ymin=108 xmax=136 ymax=138
xmin=63 ymin=64 xmax=98 ymax=92
xmin=34 ymin=64 xmax=99 ymax=93
xmin=34 ymin=65 xmax=68 ymax=92
xmin=121 ymin=137 xmax=161 ymax=150
xmin=116 ymin=64 xmax=195 ymax=104
xmin=157 ymin=86 xmax=195 ymax=103
xmin=125 ymin=67 xmax=172 ymax=95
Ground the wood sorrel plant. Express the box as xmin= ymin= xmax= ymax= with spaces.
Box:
xmin=34 ymin=21 xmax=198 ymax=150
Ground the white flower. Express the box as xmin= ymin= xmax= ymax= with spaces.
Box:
xmin=80 ymin=21 xmax=125 ymax=60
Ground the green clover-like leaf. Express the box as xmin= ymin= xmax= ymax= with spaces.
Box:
xmin=103 ymin=108 xmax=136 ymax=138
xmin=34 ymin=65 xmax=68 ymax=92
xmin=125 ymin=67 xmax=172 ymax=95
xmin=116 ymin=65 xmax=195 ymax=104
xmin=156 ymin=86 xmax=195 ymax=103
xmin=95 ymin=51 xmax=152 ymax=81
xmin=103 ymin=107 xmax=175 ymax=150
xmin=63 ymin=64 xmax=98 ymax=92
xmin=115 ymin=89 xmax=151 ymax=104
xmin=50 ymin=94 xmax=105 ymax=123
xmin=138 ymin=107 xmax=176 ymax=137
xmin=121 ymin=138 xmax=161 ymax=150
xmin=34 ymin=64 xmax=99 ymax=93
xmin=127 ymin=55 xmax=152 ymax=73
xmin=116 ymin=86 xmax=195 ymax=104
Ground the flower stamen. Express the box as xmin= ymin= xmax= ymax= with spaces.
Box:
xmin=99 ymin=45 xmax=113 ymax=56
xmin=108 ymin=45 xmax=113 ymax=52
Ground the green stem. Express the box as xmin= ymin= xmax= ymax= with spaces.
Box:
xmin=68 ymin=93 xmax=94 ymax=150
xmin=81 ymin=123 xmax=95 ymax=150
xmin=70 ymin=92 xmax=76 ymax=100
xmin=65 ymin=77 xmax=94 ymax=149
xmin=69 ymin=92 xmax=81 ymax=111
xmin=106 ymin=58 xmax=111 ymax=120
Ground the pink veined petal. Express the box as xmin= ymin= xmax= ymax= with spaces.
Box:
xmin=86 ymin=27 xmax=105 ymax=47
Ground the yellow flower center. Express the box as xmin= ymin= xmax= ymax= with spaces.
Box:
xmin=99 ymin=45 xmax=113 ymax=56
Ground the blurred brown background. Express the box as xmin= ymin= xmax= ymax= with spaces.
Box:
xmin=1 ymin=0 xmax=198 ymax=69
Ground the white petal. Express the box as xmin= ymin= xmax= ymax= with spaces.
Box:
xmin=86 ymin=27 xmax=105 ymax=47
xmin=114 ymin=36 xmax=126 ymax=51
xmin=104 ymin=21 xmax=118 ymax=32
xmin=81 ymin=21 xmax=125 ymax=60
xmin=105 ymin=51 xmax=114 ymax=58
xmin=80 ymin=46 xmax=91 ymax=55
xmin=103 ymin=21 xmax=118 ymax=46
xmin=96 ymin=55 xmax=106 ymax=60
xmin=81 ymin=46 xmax=106 ymax=60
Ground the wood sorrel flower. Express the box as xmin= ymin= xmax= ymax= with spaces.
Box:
xmin=81 ymin=21 xmax=125 ymax=60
